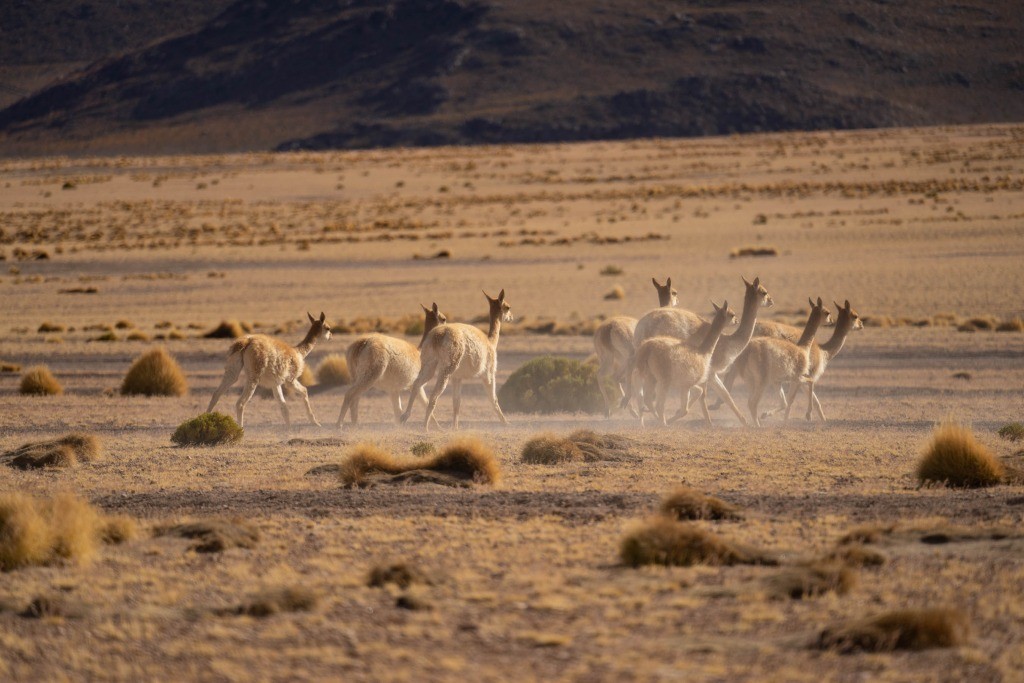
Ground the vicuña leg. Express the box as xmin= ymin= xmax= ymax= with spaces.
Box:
xmin=451 ymin=379 xmax=463 ymax=430
xmin=422 ymin=370 xmax=453 ymax=432
xmin=290 ymin=379 xmax=319 ymax=427
xmin=236 ymin=379 xmax=259 ymax=429
xmin=400 ymin=360 xmax=436 ymax=424
xmin=207 ymin=355 xmax=243 ymax=414
xmin=274 ymin=385 xmax=291 ymax=427
xmin=484 ymin=374 xmax=508 ymax=424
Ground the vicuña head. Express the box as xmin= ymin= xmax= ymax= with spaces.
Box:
xmin=652 ymin=277 xmax=678 ymax=307
xmin=744 ymin=275 xmax=774 ymax=309
xmin=484 ymin=289 xmax=513 ymax=324
xmin=306 ymin=311 xmax=332 ymax=343
xmin=419 ymin=302 xmax=447 ymax=347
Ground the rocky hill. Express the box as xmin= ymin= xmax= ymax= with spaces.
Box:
xmin=1 ymin=0 xmax=1022 ymax=155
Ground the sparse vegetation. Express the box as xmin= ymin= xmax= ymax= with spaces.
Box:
xmin=19 ymin=594 xmax=85 ymax=619
xmin=996 ymin=318 xmax=1024 ymax=332
xmin=0 ymin=361 xmax=22 ymax=373
xmin=171 ymin=413 xmax=243 ymax=447
xmin=220 ymin=586 xmax=318 ymax=617
xmin=368 ymin=562 xmax=432 ymax=589
xmin=3 ymin=433 xmax=102 ymax=469
xmin=603 ymin=285 xmax=625 ymax=300
xmin=100 ymin=515 xmax=139 ymax=545
xmin=498 ymin=356 xmax=605 ymax=414
xmin=520 ymin=430 xmax=633 ymax=464
xmin=316 ymin=354 xmax=351 ymax=387
xmin=816 ymin=608 xmax=969 ymax=653
xmin=619 ymin=517 xmax=775 ymax=567
xmin=658 ymin=486 xmax=742 ymax=521
xmin=19 ymin=365 xmax=63 ymax=395
xmin=916 ymin=420 xmax=1005 ymax=488
xmin=339 ymin=438 xmax=500 ymax=488
xmin=37 ymin=321 xmax=65 ymax=333
xmin=997 ymin=422 xmax=1024 ymax=442
xmin=410 ymin=442 xmax=436 ymax=458
xmin=0 ymin=493 xmax=121 ymax=570
xmin=730 ymin=246 xmax=778 ymax=258
xmin=766 ymin=562 xmax=856 ymax=599
xmin=599 ymin=265 xmax=623 ymax=276
xmin=121 ymin=347 xmax=188 ymax=396
xmin=127 ymin=330 xmax=151 ymax=341
xmin=154 ymin=518 xmax=259 ymax=553
xmin=824 ymin=544 xmax=887 ymax=567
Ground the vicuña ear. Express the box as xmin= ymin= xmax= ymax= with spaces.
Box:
xmin=482 ymin=289 xmax=492 ymax=301
xmin=652 ymin=277 xmax=660 ymax=288
xmin=808 ymin=297 xmax=814 ymax=309
xmin=498 ymin=289 xmax=505 ymax=301
xmin=817 ymin=297 xmax=823 ymax=307
xmin=834 ymin=300 xmax=842 ymax=312
xmin=421 ymin=303 xmax=430 ymax=313
xmin=753 ymin=276 xmax=760 ymax=286
xmin=845 ymin=299 xmax=851 ymax=310
xmin=666 ymin=277 xmax=671 ymax=287
xmin=711 ymin=300 xmax=721 ymax=312
xmin=742 ymin=275 xmax=751 ymax=287
xmin=307 ymin=312 xmax=315 ymax=324
xmin=432 ymin=302 xmax=439 ymax=313
xmin=320 ymin=312 xmax=326 ymax=322
xmin=722 ymin=300 xmax=728 ymax=311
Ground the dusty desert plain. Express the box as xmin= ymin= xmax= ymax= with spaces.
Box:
xmin=1 ymin=123 xmax=1023 ymax=681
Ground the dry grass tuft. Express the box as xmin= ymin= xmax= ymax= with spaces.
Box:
xmin=730 ymin=245 xmax=779 ymax=258
xmin=121 ymin=347 xmax=188 ymax=396
xmin=658 ymin=486 xmax=743 ymax=521
xmin=37 ymin=321 xmax=65 ymax=333
xmin=204 ymin=320 xmax=249 ymax=338
xmin=221 ymin=586 xmax=319 ymax=617
xmin=619 ymin=517 xmax=776 ymax=567
xmin=0 ymin=493 xmax=115 ymax=570
xmin=816 ymin=608 xmax=969 ymax=653
xmin=996 ymin=318 xmax=1024 ymax=332
xmin=101 ymin=515 xmax=140 ymax=545
xmin=155 ymin=518 xmax=260 ymax=553
xmin=604 ymin=284 xmax=625 ymax=300
xmin=127 ymin=330 xmax=151 ymax=342
xmin=410 ymin=442 xmax=436 ymax=458
xmin=916 ymin=421 xmax=1005 ymax=488
xmin=19 ymin=365 xmax=63 ymax=396
xmin=171 ymin=413 xmax=243 ymax=446
xmin=824 ymin=544 xmax=887 ymax=567
xmin=4 ymin=433 xmax=102 ymax=469
xmin=316 ymin=354 xmax=351 ymax=387
xmin=19 ymin=594 xmax=85 ymax=620
xmin=522 ymin=430 xmax=634 ymax=464
xmin=367 ymin=562 xmax=432 ymax=589
xmin=837 ymin=523 xmax=896 ymax=545
xmin=766 ymin=562 xmax=856 ymax=599
xmin=1 ymin=361 xmax=22 ymax=373
xmin=339 ymin=439 xmax=501 ymax=487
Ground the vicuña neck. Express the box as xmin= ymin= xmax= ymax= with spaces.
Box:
xmin=698 ymin=313 xmax=729 ymax=355
xmin=296 ymin=329 xmax=319 ymax=357
xmin=796 ymin=310 xmax=824 ymax=347
xmin=820 ymin=317 xmax=853 ymax=357
xmin=730 ymin=289 xmax=761 ymax=345
xmin=488 ymin=314 xmax=502 ymax=345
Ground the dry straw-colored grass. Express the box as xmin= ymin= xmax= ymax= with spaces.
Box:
xmin=100 ymin=515 xmax=139 ymax=544
xmin=824 ymin=544 xmax=887 ymax=568
xmin=19 ymin=594 xmax=86 ymax=620
xmin=339 ymin=438 xmax=501 ymax=487
xmin=0 ymin=493 xmax=116 ymax=570
xmin=619 ymin=517 xmax=776 ymax=567
xmin=220 ymin=586 xmax=319 ymax=617
xmin=816 ymin=608 xmax=969 ymax=653
xmin=3 ymin=433 xmax=102 ymax=469
xmin=19 ymin=365 xmax=63 ymax=395
xmin=603 ymin=284 xmax=625 ymax=300
xmin=658 ymin=486 xmax=743 ymax=521
xmin=121 ymin=347 xmax=188 ymax=396
xmin=766 ymin=562 xmax=856 ymax=599
xmin=37 ymin=321 xmax=65 ymax=333
xmin=520 ymin=430 xmax=633 ymax=464
xmin=730 ymin=245 xmax=778 ymax=258
xmin=154 ymin=518 xmax=260 ymax=553
xmin=367 ymin=562 xmax=433 ymax=589
xmin=1 ymin=361 xmax=22 ymax=373
xmin=315 ymin=354 xmax=351 ymax=387
xmin=916 ymin=421 xmax=1005 ymax=488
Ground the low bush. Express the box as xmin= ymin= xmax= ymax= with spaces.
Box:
xmin=154 ymin=518 xmax=259 ymax=553
xmin=916 ymin=421 xmax=1004 ymax=488
xmin=204 ymin=320 xmax=250 ymax=339
xmin=816 ymin=608 xmax=969 ymax=653
xmin=339 ymin=438 xmax=500 ymax=487
xmin=121 ymin=347 xmax=188 ymax=396
xmin=659 ymin=486 xmax=742 ymax=521
xmin=316 ymin=355 xmax=351 ymax=387
xmin=997 ymin=422 xmax=1024 ymax=442
xmin=171 ymin=413 xmax=243 ymax=447
xmin=498 ymin=356 xmax=605 ymax=414
xmin=19 ymin=366 xmax=62 ymax=396
xmin=221 ymin=586 xmax=318 ymax=617
xmin=0 ymin=493 xmax=124 ymax=570
xmin=766 ymin=562 xmax=856 ymax=599
xmin=619 ymin=517 xmax=775 ymax=567
xmin=3 ymin=433 xmax=102 ymax=469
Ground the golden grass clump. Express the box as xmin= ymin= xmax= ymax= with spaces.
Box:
xmin=619 ymin=517 xmax=775 ymax=568
xmin=603 ymin=284 xmax=625 ymax=300
xmin=766 ymin=562 xmax=856 ymax=599
xmin=0 ymin=493 xmax=114 ymax=570
xmin=315 ymin=354 xmax=351 ymax=387
xmin=19 ymin=594 xmax=85 ymax=619
xmin=339 ymin=438 xmax=501 ymax=487
xmin=37 ymin=321 xmax=65 ymax=333
xmin=730 ymin=245 xmax=778 ymax=258
xmin=824 ymin=544 xmax=887 ymax=568
xmin=521 ymin=434 xmax=584 ymax=464
xmin=659 ymin=485 xmax=742 ymax=521
xmin=367 ymin=562 xmax=432 ymax=589
xmin=121 ymin=347 xmax=188 ymax=396
xmin=1 ymin=361 xmax=22 ymax=373
xmin=222 ymin=586 xmax=319 ymax=618
xmin=101 ymin=515 xmax=139 ymax=545
xmin=916 ymin=421 xmax=1005 ymax=488
xmin=171 ymin=413 xmax=243 ymax=447
xmin=19 ymin=365 xmax=63 ymax=396
xmin=4 ymin=433 xmax=102 ymax=469
xmin=126 ymin=330 xmax=151 ymax=342
xmin=816 ymin=608 xmax=969 ymax=653
xmin=155 ymin=518 xmax=260 ymax=553
xmin=996 ymin=318 xmax=1024 ymax=332
xmin=204 ymin=320 xmax=249 ymax=339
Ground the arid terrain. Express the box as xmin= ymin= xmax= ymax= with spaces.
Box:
xmin=1 ymin=124 xmax=1023 ymax=681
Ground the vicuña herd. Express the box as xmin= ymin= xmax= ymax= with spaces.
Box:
xmin=206 ymin=279 xmax=861 ymax=431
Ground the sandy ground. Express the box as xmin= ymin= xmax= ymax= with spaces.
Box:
xmin=0 ymin=124 xmax=1023 ymax=681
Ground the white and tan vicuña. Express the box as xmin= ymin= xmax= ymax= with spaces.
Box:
xmin=730 ymin=297 xmax=829 ymax=427
xmin=593 ymin=277 xmax=677 ymax=416
xmin=207 ymin=312 xmax=332 ymax=428
xmin=630 ymin=300 xmax=736 ymax=427
xmin=776 ymin=300 xmax=863 ymax=422
xmin=335 ymin=303 xmax=447 ymax=429
xmin=683 ymin=276 xmax=774 ymax=425
xmin=400 ymin=290 xmax=512 ymax=431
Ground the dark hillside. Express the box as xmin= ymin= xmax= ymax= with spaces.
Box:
xmin=1 ymin=0 xmax=1021 ymax=155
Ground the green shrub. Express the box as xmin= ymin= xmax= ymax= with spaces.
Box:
xmin=498 ymin=356 xmax=605 ymax=414
xmin=172 ymin=413 xmax=243 ymax=447
xmin=121 ymin=347 xmax=188 ymax=396
xmin=997 ymin=422 xmax=1024 ymax=442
